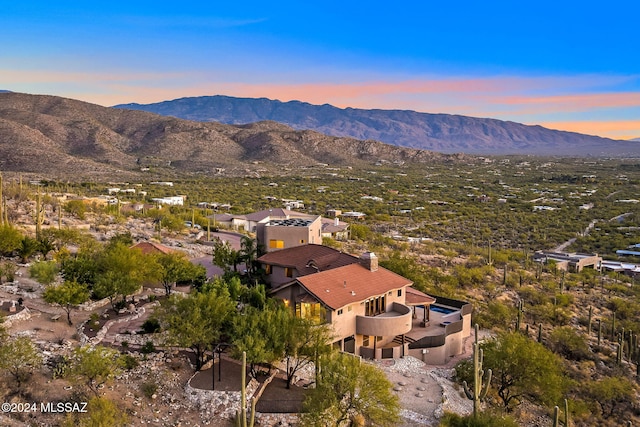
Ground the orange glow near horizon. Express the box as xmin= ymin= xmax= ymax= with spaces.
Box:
xmin=2 ymin=69 xmax=638 ymax=140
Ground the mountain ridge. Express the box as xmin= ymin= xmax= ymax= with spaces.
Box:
xmin=114 ymin=95 xmax=635 ymax=156
xmin=0 ymin=92 xmax=454 ymax=179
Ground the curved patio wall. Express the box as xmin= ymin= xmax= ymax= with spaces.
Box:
xmin=355 ymin=302 xmax=412 ymax=337
xmin=407 ymin=318 xmax=465 ymax=365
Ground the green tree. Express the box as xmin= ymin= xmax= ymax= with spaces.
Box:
xmin=17 ymin=236 xmax=39 ymax=263
xmin=280 ymin=311 xmax=333 ymax=389
xmin=64 ymin=199 xmax=87 ymax=219
xmin=232 ymin=305 xmax=284 ymax=378
xmin=439 ymin=411 xmax=519 ymax=427
xmin=157 ymin=287 xmax=235 ymax=370
xmin=69 ymin=345 xmax=122 ymax=396
xmin=587 ymin=376 xmax=636 ymax=418
xmin=93 ymin=243 xmax=156 ymax=310
xmin=212 ymin=238 xmax=241 ymax=273
xmin=546 ymin=326 xmax=591 ymax=361
xmin=0 ymin=336 xmax=43 ymax=388
xmin=302 ymin=352 xmax=400 ymax=427
xmin=153 ymin=251 xmax=205 ymax=296
xmin=0 ymin=224 xmax=23 ymax=256
xmin=42 ymin=280 xmax=90 ymax=325
xmin=481 ymin=331 xmax=567 ymax=409
xmin=239 ymin=236 xmax=263 ymax=278
xmin=61 ymin=397 xmax=128 ymax=427
xmin=30 ymin=260 xmax=59 ymax=285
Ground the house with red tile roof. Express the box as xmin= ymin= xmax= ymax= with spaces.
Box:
xmin=258 ymin=244 xmax=471 ymax=362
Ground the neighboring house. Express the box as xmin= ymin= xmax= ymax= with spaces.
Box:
xmin=258 ymin=244 xmax=471 ymax=363
xmin=151 ymin=196 xmax=185 ymax=206
xmin=533 ymin=251 xmax=602 ymax=272
xmin=209 ymin=208 xmax=349 ymax=251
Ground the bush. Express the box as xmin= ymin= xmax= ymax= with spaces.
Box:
xmin=439 ymin=411 xmax=519 ymax=427
xmin=141 ymin=318 xmax=161 ymax=334
xmin=120 ymin=354 xmax=139 ymax=370
xmin=547 ymin=326 xmax=592 ymax=361
xmin=141 ymin=341 xmax=155 ymax=354
xmin=140 ymin=381 xmax=157 ymax=399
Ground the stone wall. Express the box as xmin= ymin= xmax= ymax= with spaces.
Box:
xmin=2 ymin=304 xmax=31 ymax=327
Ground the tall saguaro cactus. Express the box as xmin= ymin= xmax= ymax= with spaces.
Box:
xmin=515 ymin=300 xmax=524 ymax=332
xmin=463 ymin=324 xmax=492 ymax=417
xmin=235 ymin=351 xmax=256 ymax=427
xmin=552 ymin=399 xmax=570 ymax=427
xmin=0 ymin=172 xmax=3 ymax=226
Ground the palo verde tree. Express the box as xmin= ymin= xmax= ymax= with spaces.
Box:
xmin=302 ymin=352 xmax=400 ymax=427
xmin=0 ymin=336 xmax=43 ymax=389
xmin=480 ymin=331 xmax=567 ymax=409
xmin=93 ymin=242 xmax=158 ymax=310
xmin=69 ymin=345 xmax=123 ymax=396
xmin=156 ymin=285 xmax=235 ymax=370
xmin=42 ymin=280 xmax=90 ymax=325
xmin=153 ymin=251 xmax=206 ymax=296
xmin=212 ymin=238 xmax=242 ymax=273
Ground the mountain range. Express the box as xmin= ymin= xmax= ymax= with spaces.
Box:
xmin=115 ymin=95 xmax=639 ymax=156
xmin=0 ymin=92 xmax=451 ymax=179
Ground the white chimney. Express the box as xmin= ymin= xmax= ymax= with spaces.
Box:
xmin=334 ymin=217 xmax=339 ymax=226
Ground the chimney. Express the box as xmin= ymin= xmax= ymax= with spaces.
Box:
xmin=360 ymin=252 xmax=378 ymax=272
xmin=334 ymin=217 xmax=339 ymax=227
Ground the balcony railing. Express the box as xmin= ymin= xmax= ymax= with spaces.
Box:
xmin=356 ymin=302 xmax=412 ymax=337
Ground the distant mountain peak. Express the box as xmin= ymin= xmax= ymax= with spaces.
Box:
xmin=114 ymin=95 xmax=631 ymax=156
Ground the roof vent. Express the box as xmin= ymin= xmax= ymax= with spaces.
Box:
xmin=351 ymin=291 xmax=356 ymax=296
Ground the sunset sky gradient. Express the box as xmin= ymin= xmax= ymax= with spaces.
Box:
xmin=1 ymin=1 xmax=639 ymax=140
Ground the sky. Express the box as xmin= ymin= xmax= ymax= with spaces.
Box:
xmin=1 ymin=1 xmax=639 ymax=140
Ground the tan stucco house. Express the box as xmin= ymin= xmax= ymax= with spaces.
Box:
xmin=258 ymin=244 xmax=471 ymax=363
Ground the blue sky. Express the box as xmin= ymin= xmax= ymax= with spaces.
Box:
xmin=1 ymin=1 xmax=639 ymax=139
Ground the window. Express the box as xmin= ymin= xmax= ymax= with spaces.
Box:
xmin=269 ymin=239 xmax=284 ymax=249
xmin=296 ymin=302 xmax=326 ymax=323
xmin=365 ymin=295 xmax=386 ymax=316
xmin=362 ymin=335 xmax=370 ymax=347
xmin=300 ymin=239 xmax=305 ymax=244
xmin=348 ymin=305 xmax=352 ymax=312
xmin=397 ymin=289 xmax=402 ymax=297
xmin=264 ymin=264 xmax=272 ymax=275
xmin=337 ymin=309 xmax=343 ymax=315
xmin=285 ymin=267 xmax=293 ymax=277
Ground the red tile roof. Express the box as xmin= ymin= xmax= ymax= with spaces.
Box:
xmin=131 ymin=241 xmax=175 ymax=255
xmin=405 ymin=287 xmax=436 ymax=306
xmin=295 ymin=263 xmax=413 ymax=310
xmin=258 ymin=244 xmax=359 ymax=276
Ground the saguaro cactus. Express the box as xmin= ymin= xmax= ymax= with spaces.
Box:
xmin=235 ymin=351 xmax=256 ymax=427
xmin=463 ymin=324 xmax=492 ymax=417
xmin=587 ymin=306 xmax=593 ymax=335
xmin=552 ymin=399 xmax=570 ymax=427
xmin=516 ymin=300 xmax=524 ymax=332
xmin=0 ymin=172 xmax=3 ymax=226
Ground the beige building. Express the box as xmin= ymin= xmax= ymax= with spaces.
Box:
xmin=258 ymin=245 xmax=471 ymax=362
xmin=533 ymin=251 xmax=602 ymax=272
xmin=210 ymin=208 xmax=349 ymax=251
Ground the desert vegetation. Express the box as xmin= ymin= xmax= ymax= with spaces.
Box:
xmin=1 ymin=156 xmax=639 ymax=426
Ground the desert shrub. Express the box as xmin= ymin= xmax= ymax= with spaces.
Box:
xmin=141 ymin=341 xmax=155 ymax=354
xmin=120 ymin=354 xmax=139 ymax=370
xmin=439 ymin=411 xmax=518 ymax=427
xmin=547 ymin=326 xmax=592 ymax=361
xmin=140 ymin=381 xmax=158 ymax=399
xmin=473 ymin=301 xmax=515 ymax=330
xmin=141 ymin=318 xmax=161 ymax=334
